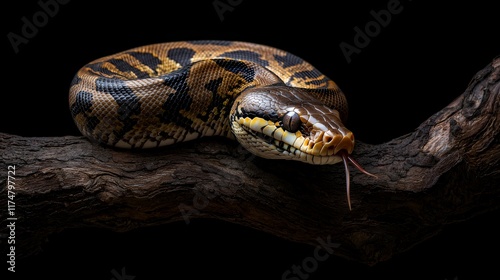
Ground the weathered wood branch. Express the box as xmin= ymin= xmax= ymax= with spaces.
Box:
xmin=1 ymin=57 xmax=499 ymax=265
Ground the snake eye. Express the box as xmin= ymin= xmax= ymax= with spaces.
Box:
xmin=282 ymin=111 xmax=301 ymax=133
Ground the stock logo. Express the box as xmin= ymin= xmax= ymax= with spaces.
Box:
xmin=7 ymin=0 xmax=71 ymax=54
xmin=340 ymin=0 xmax=410 ymax=63
xmin=213 ymin=0 xmax=243 ymax=21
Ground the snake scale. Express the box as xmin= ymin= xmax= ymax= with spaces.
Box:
xmin=69 ymin=40 xmax=375 ymax=209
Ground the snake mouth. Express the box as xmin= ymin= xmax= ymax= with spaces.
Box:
xmin=231 ymin=115 xmax=355 ymax=165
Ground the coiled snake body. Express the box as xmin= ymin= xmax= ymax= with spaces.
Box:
xmin=69 ymin=40 xmax=375 ymax=209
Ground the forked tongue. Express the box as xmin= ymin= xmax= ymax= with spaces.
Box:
xmin=339 ymin=151 xmax=378 ymax=210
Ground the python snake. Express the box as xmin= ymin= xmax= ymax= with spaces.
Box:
xmin=69 ymin=40 xmax=375 ymax=209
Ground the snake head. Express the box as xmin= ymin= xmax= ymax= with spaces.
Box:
xmin=230 ymin=85 xmax=354 ymax=165
xmin=230 ymin=85 xmax=377 ymax=210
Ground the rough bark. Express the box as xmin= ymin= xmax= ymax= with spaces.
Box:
xmin=1 ymin=56 xmax=498 ymax=265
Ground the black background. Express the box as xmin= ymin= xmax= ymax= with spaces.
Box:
xmin=2 ymin=0 xmax=499 ymax=279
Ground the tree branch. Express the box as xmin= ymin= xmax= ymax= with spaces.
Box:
xmin=1 ymin=56 xmax=499 ymax=265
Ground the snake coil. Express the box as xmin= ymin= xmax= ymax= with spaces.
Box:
xmin=69 ymin=40 xmax=376 ymax=209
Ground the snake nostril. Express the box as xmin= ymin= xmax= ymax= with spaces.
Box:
xmin=324 ymin=135 xmax=333 ymax=144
